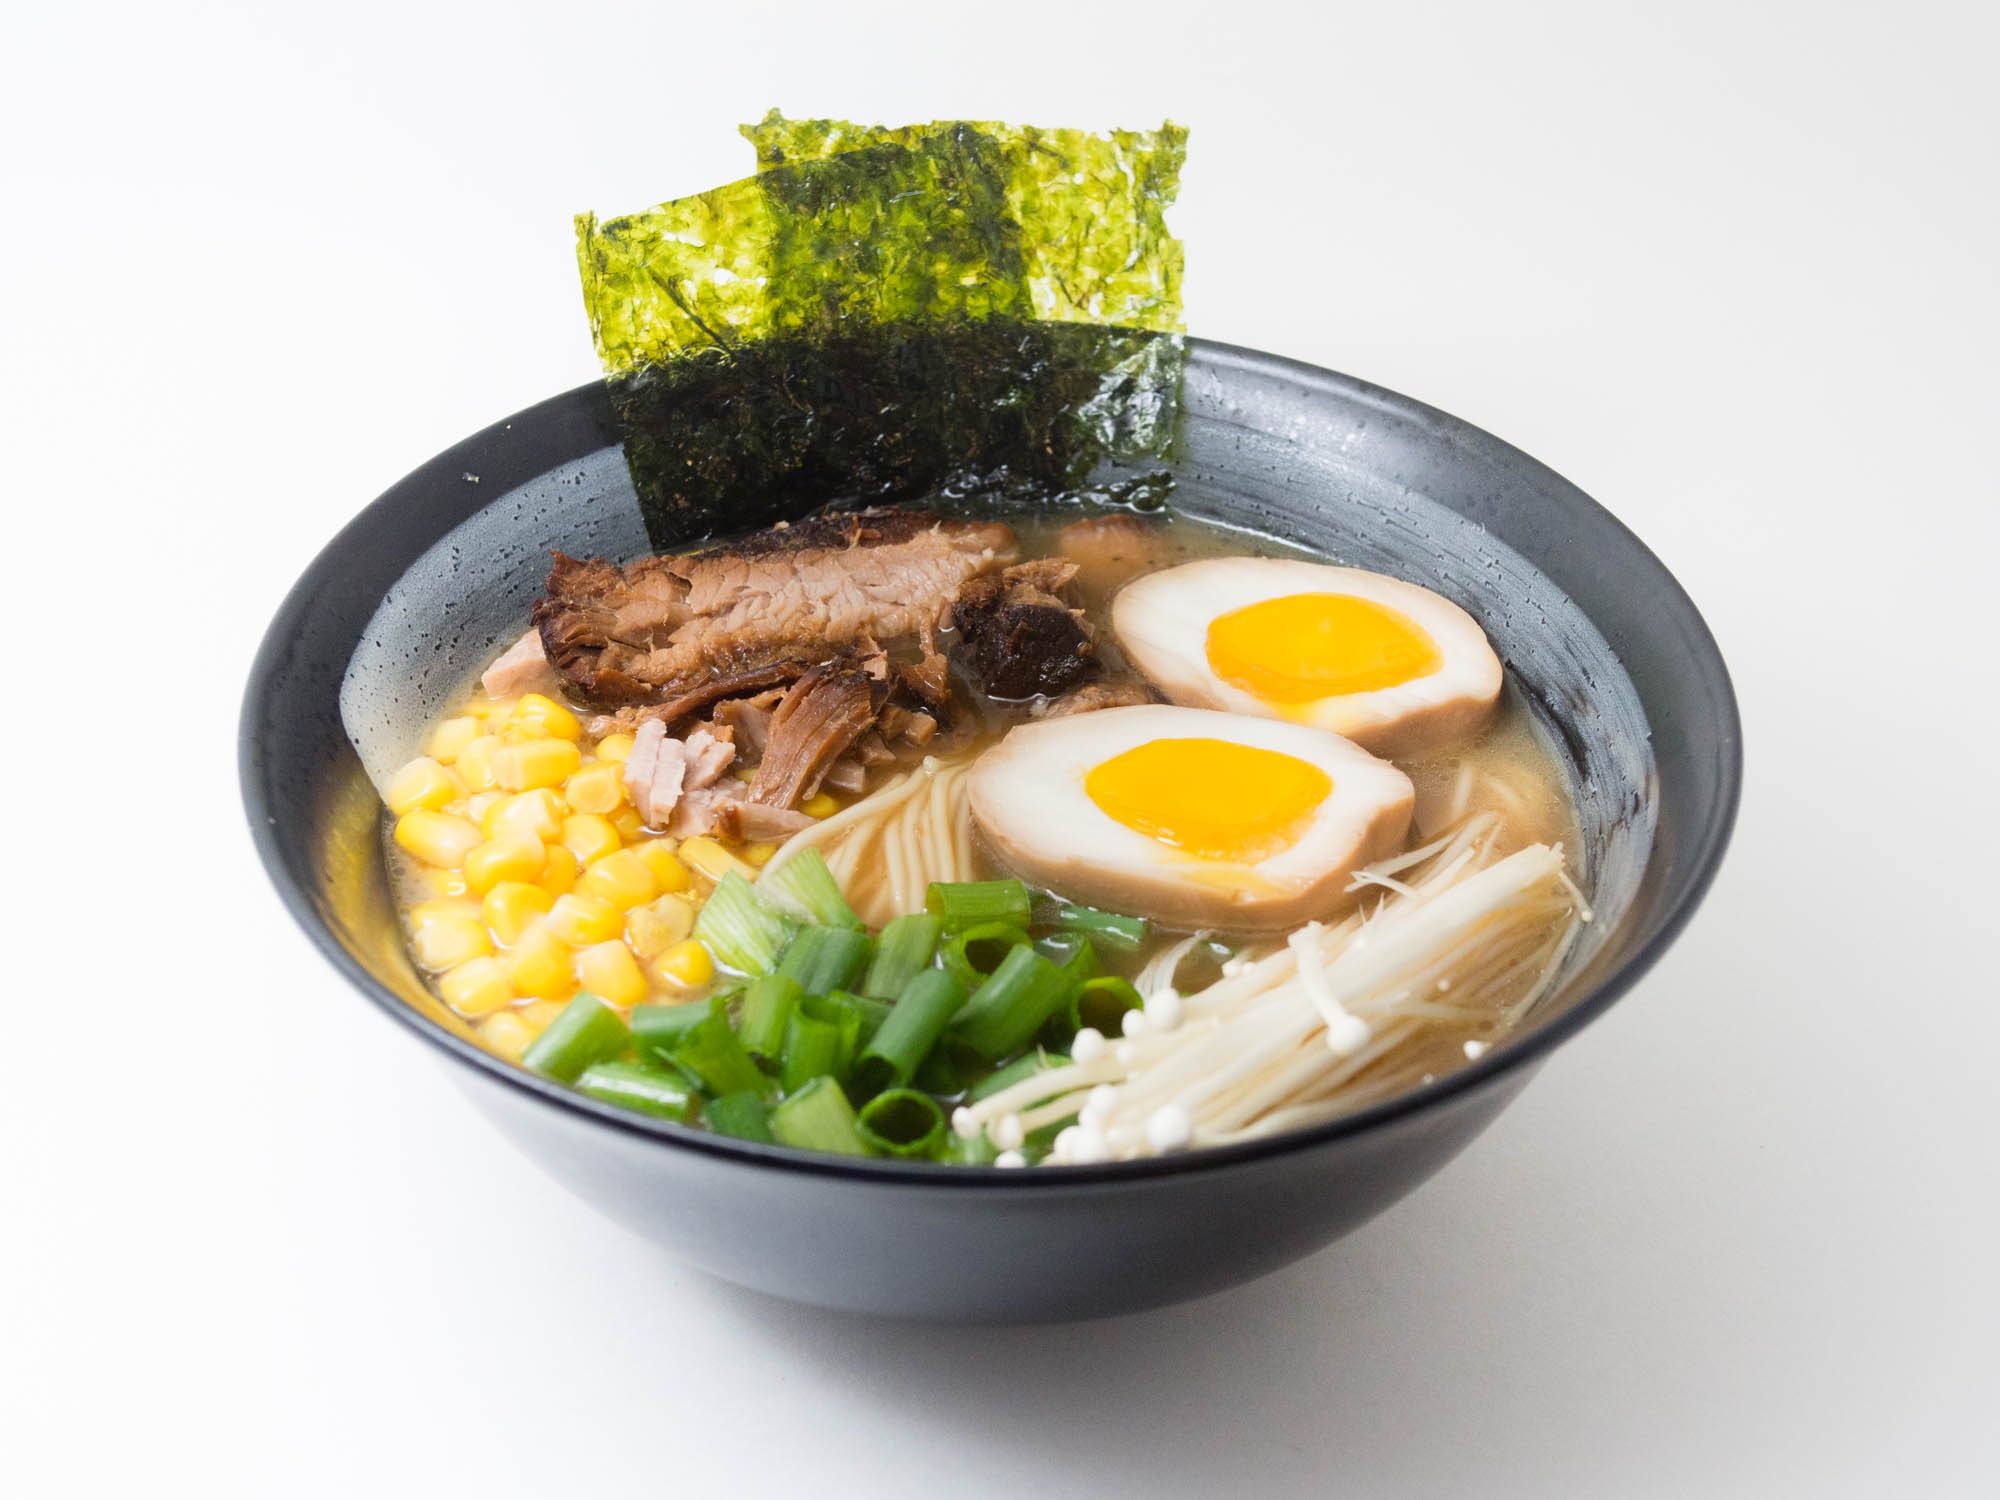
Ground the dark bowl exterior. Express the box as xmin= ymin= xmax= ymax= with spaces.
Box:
xmin=242 ymin=341 xmax=1739 ymax=1322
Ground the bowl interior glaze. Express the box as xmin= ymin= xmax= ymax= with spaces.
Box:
xmin=242 ymin=341 xmax=1738 ymax=1320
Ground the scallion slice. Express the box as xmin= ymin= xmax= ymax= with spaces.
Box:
xmin=692 ymin=870 xmax=798 ymax=976
xmin=672 ymin=1012 xmax=772 ymax=1098
xmin=775 ymin=924 xmax=875 ymax=997
xmin=705 ymin=1090 xmax=776 ymax=1143
xmin=779 ymin=993 xmax=861 ymax=1092
xmin=756 ymin=847 xmax=863 ymax=929
xmin=575 ymin=1060 xmax=698 ymax=1121
xmin=856 ymin=1089 xmax=948 ymax=1158
xmin=861 ymin=913 xmax=944 ymax=1000
xmin=926 ymin=878 xmax=1031 ymax=932
xmin=1073 ymin=975 xmax=1146 ymax=1036
xmin=949 ymin=945 xmax=1082 ymax=1060
xmin=522 ymin=993 xmax=630 ymax=1083
xmin=770 ymin=1076 xmax=872 ymax=1156
xmin=1035 ymin=896 xmax=1150 ymax=955
xmin=940 ymin=921 xmax=1032 ymax=992
xmin=853 ymin=969 xmax=968 ymax=1098
xmin=631 ymin=996 xmax=726 ymax=1061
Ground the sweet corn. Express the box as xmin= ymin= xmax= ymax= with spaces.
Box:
xmin=409 ymin=867 xmax=470 ymax=899
xmin=491 ymin=739 xmax=581 ymax=792
xmin=483 ymin=788 xmax=564 ymax=843
xmin=542 ymin=893 xmax=623 ymax=947
xmin=576 ymin=941 xmax=648 ymax=1008
xmin=411 ymin=915 xmax=492 ymax=970
xmin=410 ymin=898 xmax=483 ymax=928
xmin=477 ymin=1010 xmax=534 ymax=1063
xmin=506 ymin=924 xmax=576 ymax=1001
xmin=594 ymin=733 xmax=635 ymax=763
xmin=634 ymin=841 xmax=692 ymax=894
xmin=386 ymin=756 xmax=458 ymax=815
xmin=455 ymin=735 xmax=505 ymax=792
xmin=679 ymin=836 xmax=754 ymax=884
xmin=655 ymin=938 xmax=715 ymax=989
xmin=564 ymin=760 xmax=626 ymax=816
xmin=625 ymin=893 xmax=696 ymax=959
xmin=800 ymin=792 xmax=841 ymax=820
xmin=538 ymin=844 xmax=579 ymax=896
xmin=429 ymin=716 xmax=481 ymax=764
xmin=610 ymin=806 xmax=646 ymax=840
xmin=517 ymin=998 xmax=568 ymax=1033
xmin=395 ymin=810 xmax=483 ymax=869
xmin=440 ymin=955 xmax=514 ymax=1016
xmin=742 ymin=842 xmax=778 ymax=868
xmin=560 ymin=814 xmax=622 ymax=865
xmin=508 ymin=693 xmax=583 ymax=742
xmin=482 ymin=881 xmax=553 ymax=946
xmin=465 ymin=791 xmax=502 ymax=825
xmin=463 ymin=833 xmax=545 ymax=894
xmin=580 ymin=848 xmax=657 ymax=911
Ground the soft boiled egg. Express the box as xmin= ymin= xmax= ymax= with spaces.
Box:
xmin=1112 ymin=558 xmax=1503 ymax=757
xmin=968 ymin=705 xmax=1414 ymax=932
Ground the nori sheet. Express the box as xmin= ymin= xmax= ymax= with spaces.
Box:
xmin=575 ymin=114 xmax=1187 ymax=545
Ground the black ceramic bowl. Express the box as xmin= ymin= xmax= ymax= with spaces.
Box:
xmin=242 ymin=341 xmax=1738 ymax=1322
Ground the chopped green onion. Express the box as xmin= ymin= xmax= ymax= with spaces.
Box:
xmin=966 ymin=1047 xmax=1064 ymax=1102
xmin=705 ymin=1091 xmax=776 ymax=1143
xmin=522 ymin=993 xmax=630 ymax=1083
xmin=691 ymin=870 xmax=797 ymax=975
xmin=926 ymin=878 xmax=1031 ymax=932
xmin=856 ymin=1089 xmax=948 ymax=1158
xmin=940 ymin=921 xmax=1032 ymax=991
xmin=853 ymin=969 xmax=968 ymax=1097
xmin=630 ymin=996 xmax=726 ymax=1061
xmin=770 ymin=1076 xmax=872 ymax=1156
xmin=1073 ymin=975 xmax=1145 ymax=1035
xmin=943 ymin=1129 xmax=999 ymax=1166
xmin=912 ymin=1038 xmax=984 ymax=1096
xmin=830 ymin=990 xmax=891 ymax=1047
xmin=575 ymin=1060 xmax=698 ymax=1121
xmin=949 ymin=945 xmax=1082 ymax=1060
xmin=736 ymin=974 xmax=803 ymax=1064
xmin=755 ymin=847 xmax=863 ymax=929
xmin=1035 ymin=930 xmax=1102 ymax=983
xmin=861 ymin=912 xmax=944 ymax=1000
xmin=1035 ymin=896 xmax=1150 ymax=955
xmin=779 ymin=994 xmax=861 ymax=1092
xmin=671 ymin=1013 xmax=772 ymax=1098
xmin=776 ymin=924 xmax=875 ymax=997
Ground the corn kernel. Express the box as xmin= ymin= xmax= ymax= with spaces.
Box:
xmin=410 ymin=867 xmax=470 ymax=899
xmin=539 ymin=843 xmax=579 ymax=896
xmin=625 ymin=893 xmax=696 ymax=959
xmin=483 ymin=788 xmax=564 ymax=843
xmin=411 ymin=914 xmax=492 ymax=970
xmin=580 ymin=848 xmax=657 ymax=911
xmin=506 ymin=924 xmax=576 ymax=1000
xmin=732 ymin=765 xmax=758 ymax=783
xmin=455 ymin=735 xmax=505 ymax=792
xmin=610 ymin=805 xmax=646 ymax=839
xmin=576 ymin=941 xmax=648 ymax=1008
xmin=465 ymin=791 xmax=502 ymax=825
xmin=394 ymin=810 xmax=483 ymax=869
xmin=429 ymin=716 xmax=481 ymax=764
xmin=410 ymin=898 xmax=483 ymax=927
xmin=492 ymin=738 xmax=581 ymax=791
xmin=563 ymin=760 xmax=627 ymax=817
xmin=509 ymin=692 xmax=583 ymax=741
xmin=440 ymin=955 xmax=514 ymax=1016
xmin=742 ymin=842 xmax=778 ymax=868
xmin=477 ymin=1010 xmax=534 ymax=1063
xmin=594 ymin=733 xmax=636 ymax=763
xmin=463 ymin=833 xmax=545 ymax=894
xmin=800 ymin=792 xmax=841 ymax=820
xmin=656 ymin=938 xmax=715 ymax=989
xmin=542 ymin=893 xmax=623 ymax=947
xmin=517 ymin=998 xmax=568 ymax=1033
xmin=634 ymin=841 xmax=692 ymax=893
xmin=560 ymin=814 xmax=622 ymax=865
xmin=679 ymin=835 xmax=754 ymax=884
xmin=482 ymin=881 xmax=553 ymax=945
xmin=386 ymin=756 xmax=457 ymax=815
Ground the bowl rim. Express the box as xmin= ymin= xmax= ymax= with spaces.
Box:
xmin=241 ymin=338 xmax=1741 ymax=1188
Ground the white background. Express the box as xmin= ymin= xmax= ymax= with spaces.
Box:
xmin=5 ymin=2 xmax=1996 ymax=1495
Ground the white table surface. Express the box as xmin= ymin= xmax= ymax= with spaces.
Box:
xmin=7 ymin=3 xmax=1995 ymax=1494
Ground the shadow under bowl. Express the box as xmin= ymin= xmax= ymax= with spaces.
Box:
xmin=242 ymin=340 xmax=1740 ymax=1322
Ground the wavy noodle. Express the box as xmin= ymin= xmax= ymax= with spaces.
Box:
xmin=762 ymin=752 xmax=981 ymax=927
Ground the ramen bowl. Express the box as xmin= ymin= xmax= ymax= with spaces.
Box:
xmin=241 ymin=340 xmax=1739 ymax=1323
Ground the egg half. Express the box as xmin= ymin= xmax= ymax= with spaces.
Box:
xmin=1112 ymin=558 xmax=1503 ymax=756
xmin=969 ymin=705 xmax=1414 ymax=932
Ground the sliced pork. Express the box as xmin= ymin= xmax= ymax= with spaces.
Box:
xmin=952 ymin=558 xmax=1100 ymax=700
xmin=480 ymin=629 xmax=562 ymax=699
xmin=748 ymin=662 xmax=879 ymax=809
xmin=534 ymin=509 xmax=1015 ymax=705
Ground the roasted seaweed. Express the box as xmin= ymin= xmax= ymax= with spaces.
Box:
xmin=575 ymin=115 xmax=1186 ymax=546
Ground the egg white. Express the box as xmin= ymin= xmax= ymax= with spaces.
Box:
xmin=1112 ymin=558 xmax=1503 ymax=757
xmin=968 ymin=705 xmax=1414 ymax=932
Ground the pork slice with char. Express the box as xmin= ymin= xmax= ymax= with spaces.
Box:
xmin=748 ymin=662 xmax=880 ymax=810
xmin=952 ymin=558 xmax=1100 ymax=700
xmin=534 ymin=509 xmax=1014 ymax=705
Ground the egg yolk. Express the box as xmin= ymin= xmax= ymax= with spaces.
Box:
xmin=1205 ymin=593 xmax=1443 ymax=704
xmin=1084 ymin=738 xmax=1332 ymax=864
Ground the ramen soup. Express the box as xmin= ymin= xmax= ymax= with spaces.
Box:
xmin=380 ymin=505 xmax=1587 ymax=1165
